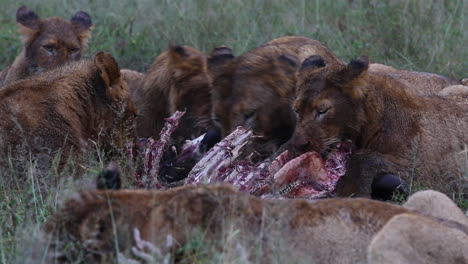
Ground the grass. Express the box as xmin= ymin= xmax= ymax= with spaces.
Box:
xmin=0 ymin=0 xmax=467 ymax=263
xmin=0 ymin=0 xmax=467 ymax=78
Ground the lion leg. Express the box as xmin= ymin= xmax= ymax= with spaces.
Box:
xmin=335 ymin=150 xmax=406 ymax=200
xmin=199 ymin=127 xmax=222 ymax=153
xmin=371 ymin=174 xmax=408 ymax=200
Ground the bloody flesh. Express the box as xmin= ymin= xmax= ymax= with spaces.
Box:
xmin=137 ymin=116 xmax=352 ymax=198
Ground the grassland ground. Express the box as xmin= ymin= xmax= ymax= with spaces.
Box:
xmin=0 ymin=0 xmax=467 ymax=263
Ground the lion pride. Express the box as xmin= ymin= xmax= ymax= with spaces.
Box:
xmin=41 ymin=184 xmax=467 ymax=263
xmin=291 ymin=55 xmax=468 ymax=199
xmin=0 ymin=6 xmax=93 ymax=86
xmin=208 ymin=36 xmax=343 ymax=160
xmin=0 ymin=52 xmax=136 ymax=173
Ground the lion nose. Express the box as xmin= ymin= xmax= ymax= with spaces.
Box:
xmin=199 ymin=127 xmax=221 ymax=153
xmin=291 ymin=133 xmax=310 ymax=153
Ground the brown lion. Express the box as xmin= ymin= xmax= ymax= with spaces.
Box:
xmin=0 ymin=6 xmax=93 ymax=86
xmin=291 ymin=55 xmax=468 ymax=199
xmin=369 ymin=63 xmax=462 ymax=95
xmin=120 ymin=69 xmax=144 ymax=93
xmin=368 ymin=213 xmax=468 ymax=264
xmin=0 ymin=52 xmax=136 ymax=173
xmin=41 ymin=184 xmax=467 ymax=263
xmin=133 ymin=45 xmax=213 ymax=144
xmin=208 ymin=36 xmax=343 ymax=160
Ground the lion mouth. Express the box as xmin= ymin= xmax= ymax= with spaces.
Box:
xmin=269 ymin=141 xmax=352 ymax=198
xmin=135 ymin=114 xmax=352 ymax=199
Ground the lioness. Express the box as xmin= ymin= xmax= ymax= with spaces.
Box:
xmin=0 ymin=6 xmax=93 ymax=86
xmin=134 ymin=45 xmax=213 ymax=143
xmin=291 ymin=55 xmax=468 ymax=199
xmin=120 ymin=69 xmax=144 ymax=92
xmin=369 ymin=63 xmax=463 ymax=95
xmin=208 ymin=36 xmax=343 ymax=160
xmin=368 ymin=213 xmax=468 ymax=264
xmin=0 ymin=52 xmax=136 ymax=173
xmin=131 ymin=45 xmax=218 ymax=182
xmin=41 ymin=184 xmax=467 ymax=263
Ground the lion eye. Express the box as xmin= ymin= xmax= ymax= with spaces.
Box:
xmin=212 ymin=116 xmax=221 ymax=125
xmin=244 ymin=111 xmax=255 ymax=120
xmin=317 ymin=107 xmax=330 ymax=115
xmin=70 ymin=47 xmax=80 ymax=53
xmin=43 ymin=45 xmax=54 ymax=53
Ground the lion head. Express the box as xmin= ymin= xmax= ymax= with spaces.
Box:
xmin=291 ymin=55 xmax=369 ymax=155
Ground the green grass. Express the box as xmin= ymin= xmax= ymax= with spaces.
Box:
xmin=0 ymin=0 xmax=467 ymax=78
xmin=0 ymin=0 xmax=467 ymax=263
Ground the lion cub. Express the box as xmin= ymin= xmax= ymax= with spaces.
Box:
xmin=0 ymin=52 xmax=136 ymax=173
xmin=369 ymin=63 xmax=463 ymax=95
xmin=133 ymin=44 xmax=213 ymax=144
xmin=41 ymin=183 xmax=468 ymax=263
xmin=291 ymin=55 xmax=468 ymax=199
xmin=208 ymin=36 xmax=344 ymax=160
xmin=0 ymin=6 xmax=93 ymax=86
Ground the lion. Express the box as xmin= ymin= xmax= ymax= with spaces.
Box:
xmin=131 ymin=45 xmax=219 ymax=182
xmin=368 ymin=213 xmax=468 ymax=264
xmin=291 ymin=55 xmax=468 ymax=200
xmin=120 ymin=69 xmax=144 ymax=92
xmin=133 ymin=45 xmax=213 ymax=143
xmin=402 ymin=190 xmax=468 ymax=226
xmin=41 ymin=183 xmax=468 ymax=263
xmin=0 ymin=52 xmax=136 ymax=174
xmin=369 ymin=63 xmax=463 ymax=95
xmin=438 ymin=84 xmax=468 ymax=97
xmin=208 ymin=36 xmax=344 ymax=160
xmin=0 ymin=6 xmax=93 ymax=86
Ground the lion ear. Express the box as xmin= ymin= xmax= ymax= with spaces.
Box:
xmin=96 ymin=162 xmax=121 ymax=190
xmin=168 ymin=44 xmax=205 ymax=78
xmin=94 ymin=51 xmax=122 ymax=88
xmin=300 ymin=55 xmax=326 ymax=71
xmin=168 ymin=44 xmax=189 ymax=63
xmin=16 ymin=6 xmax=40 ymax=44
xmin=344 ymin=55 xmax=369 ymax=82
xmin=208 ymin=46 xmax=235 ymax=72
xmin=71 ymin=11 xmax=93 ymax=48
xmin=276 ymin=54 xmax=300 ymax=75
xmin=340 ymin=56 xmax=369 ymax=99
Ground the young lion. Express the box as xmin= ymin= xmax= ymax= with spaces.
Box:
xmin=0 ymin=6 xmax=93 ymax=86
xmin=41 ymin=184 xmax=467 ymax=263
xmin=291 ymin=55 xmax=468 ymax=199
xmin=208 ymin=36 xmax=344 ymax=160
xmin=133 ymin=45 xmax=213 ymax=143
xmin=0 ymin=52 xmax=136 ymax=173
xmin=369 ymin=63 xmax=463 ymax=95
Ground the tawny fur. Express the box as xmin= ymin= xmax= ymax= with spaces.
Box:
xmin=403 ymin=190 xmax=468 ymax=226
xmin=133 ymin=45 xmax=212 ymax=145
xmin=292 ymin=56 xmax=468 ymax=198
xmin=367 ymin=213 xmax=468 ymax=264
xmin=120 ymin=69 xmax=144 ymax=92
xmin=43 ymin=184 xmax=417 ymax=263
xmin=0 ymin=53 xmax=136 ymax=173
xmin=438 ymin=84 xmax=468 ymax=97
xmin=369 ymin=63 xmax=462 ymax=95
xmin=0 ymin=6 xmax=93 ymax=86
xmin=209 ymin=36 xmax=344 ymax=160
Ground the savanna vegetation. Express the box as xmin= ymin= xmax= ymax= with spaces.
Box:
xmin=0 ymin=0 xmax=466 ymax=263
